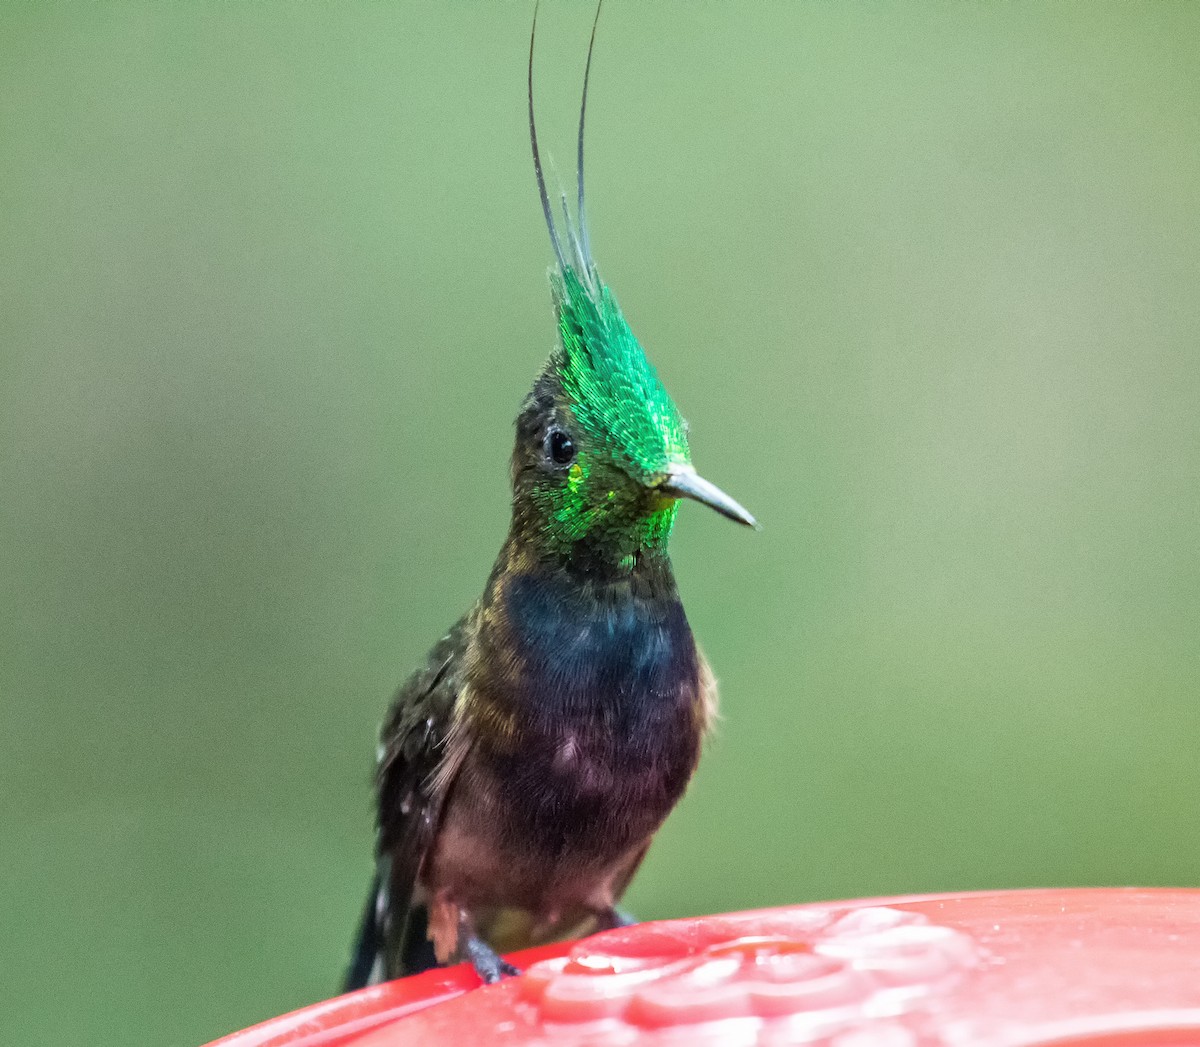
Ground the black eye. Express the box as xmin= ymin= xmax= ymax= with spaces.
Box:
xmin=545 ymin=427 xmax=576 ymax=466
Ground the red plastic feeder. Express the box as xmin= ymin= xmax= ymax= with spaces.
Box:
xmin=205 ymin=888 xmax=1200 ymax=1046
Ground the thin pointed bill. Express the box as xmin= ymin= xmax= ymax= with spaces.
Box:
xmin=659 ymin=466 xmax=759 ymax=529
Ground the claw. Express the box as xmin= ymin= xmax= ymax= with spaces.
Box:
xmin=593 ymin=905 xmax=637 ymax=931
xmin=610 ymin=906 xmax=637 ymax=928
xmin=464 ymin=933 xmax=521 ymax=983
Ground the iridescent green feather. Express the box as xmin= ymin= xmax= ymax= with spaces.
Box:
xmin=522 ymin=4 xmax=695 ymax=558
xmin=551 ymin=265 xmax=691 ymax=480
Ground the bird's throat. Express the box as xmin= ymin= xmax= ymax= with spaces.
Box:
xmin=466 ymin=537 xmax=699 ymax=749
xmin=509 ymin=498 xmax=679 ymax=581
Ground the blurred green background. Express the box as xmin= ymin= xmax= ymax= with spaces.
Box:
xmin=3 ymin=3 xmax=1199 ymax=1044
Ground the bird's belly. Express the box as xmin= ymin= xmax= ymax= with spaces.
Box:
xmin=429 ymin=803 xmax=640 ymax=928
xmin=427 ymin=716 xmax=700 ymax=919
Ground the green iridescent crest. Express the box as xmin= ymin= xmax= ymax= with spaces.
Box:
xmin=517 ymin=1 xmax=747 ymax=559
xmin=552 ymin=265 xmax=690 ymax=481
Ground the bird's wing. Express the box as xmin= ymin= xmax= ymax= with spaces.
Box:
xmin=375 ymin=613 xmax=472 ymax=978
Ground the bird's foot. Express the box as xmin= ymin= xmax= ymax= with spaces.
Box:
xmin=463 ymin=933 xmax=521 ymax=983
xmin=595 ymin=905 xmax=638 ymax=931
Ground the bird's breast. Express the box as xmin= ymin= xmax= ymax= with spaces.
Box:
xmin=460 ymin=566 xmax=709 ymax=863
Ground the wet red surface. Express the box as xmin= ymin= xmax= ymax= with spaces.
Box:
xmin=205 ymin=889 xmax=1200 ymax=1047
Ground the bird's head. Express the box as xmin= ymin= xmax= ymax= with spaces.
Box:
xmin=510 ymin=1 xmax=754 ymax=569
xmin=510 ymin=263 xmax=755 ymax=567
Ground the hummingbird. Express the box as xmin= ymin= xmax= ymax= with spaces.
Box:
xmin=344 ymin=1 xmax=756 ymax=990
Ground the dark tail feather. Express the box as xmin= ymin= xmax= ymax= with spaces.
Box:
xmin=343 ymin=869 xmax=383 ymax=993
